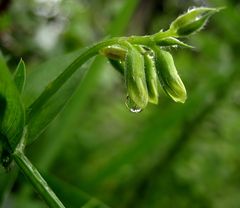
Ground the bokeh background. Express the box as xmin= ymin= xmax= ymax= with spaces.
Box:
xmin=1 ymin=0 xmax=240 ymax=207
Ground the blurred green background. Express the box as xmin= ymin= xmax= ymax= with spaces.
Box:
xmin=1 ymin=0 xmax=240 ymax=207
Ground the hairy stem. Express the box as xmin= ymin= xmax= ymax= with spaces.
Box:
xmin=13 ymin=150 xmax=65 ymax=208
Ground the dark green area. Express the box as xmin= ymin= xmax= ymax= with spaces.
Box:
xmin=0 ymin=95 xmax=6 ymax=123
xmin=1 ymin=0 xmax=240 ymax=207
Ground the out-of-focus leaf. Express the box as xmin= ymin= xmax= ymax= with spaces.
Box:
xmin=14 ymin=59 xmax=26 ymax=93
xmin=107 ymin=0 xmax=140 ymax=36
xmin=0 ymin=167 xmax=18 ymax=206
xmin=23 ymin=49 xmax=87 ymax=143
xmin=46 ymin=174 xmax=110 ymax=208
xmin=0 ymin=55 xmax=25 ymax=151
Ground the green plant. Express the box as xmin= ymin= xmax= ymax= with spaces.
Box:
xmin=0 ymin=6 xmax=220 ymax=208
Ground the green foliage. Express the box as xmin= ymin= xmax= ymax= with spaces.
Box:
xmin=1 ymin=0 xmax=236 ymax=208
xmin=46 ymin=175 xmax=109 ymax=208
xmin=23 ymin=49 xmax=86 ymax=143
xmin=13 ymin=59 xmax=26 ymax=94
xmin=0 ymin=55 xmax=25 ymax=152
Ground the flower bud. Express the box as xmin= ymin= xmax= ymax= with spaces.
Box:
xmin=125 ymin=43 xmax=148 ymax=110
xmin=153 ymin=46 xmax=187 ymax=103
xmin=100 ymin=45 xmax=127 ymax=61
xmin=143 ymin=52 xmax=159 ymax=104
xmin=169 ymin=7 xmax=219 ymax=36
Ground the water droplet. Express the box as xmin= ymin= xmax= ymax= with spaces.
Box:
xmin=195 ymin=16 xmax=201 ymax=21
xmin=125 ymin=96 xmax=142 ymax=113
xmin=130 ymin=107 xmax=142 ymax=113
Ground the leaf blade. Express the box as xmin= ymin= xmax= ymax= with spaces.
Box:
xmin=0 ymin=55 xmax=25 ymax=151
xmin=14 ymin=59 xmax=26 ymax=93
xmin=23 ymin=49 xmax=87 ymax=143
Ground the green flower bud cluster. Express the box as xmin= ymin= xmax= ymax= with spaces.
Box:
xmin=101 ymin=42 xmax=186 ymax=112
xmin=100 ymin=7 xmax=220 ymax=112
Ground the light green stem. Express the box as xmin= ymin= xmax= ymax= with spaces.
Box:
xmin=13 ymin=150 xmax=65 ymax=208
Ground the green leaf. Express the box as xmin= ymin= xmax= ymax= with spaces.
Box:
xmin=0 ymin=95 xmax=6 ymax=124
xmin=0 ymin=55 xmax=25 ymax=151
xmin=14 ymin=59 xmax=26 ymax=93
xmin=23 ymin=49 xmax=87 ymax=143
xmin=154 ymin=37 xmax=194 ymax=48
xmin=46 ymin=174 xmax=110 ymax=208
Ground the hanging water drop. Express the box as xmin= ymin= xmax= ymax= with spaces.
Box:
xmin=125 ymin=96 xmax=142 ymax=113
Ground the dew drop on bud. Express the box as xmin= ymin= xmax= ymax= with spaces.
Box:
xmin=125 ymin=96 xmax=142 ymax=113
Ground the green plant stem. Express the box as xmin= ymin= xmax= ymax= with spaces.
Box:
xmin=26 ymin=37 xmax=119 ymax=121
xmin=26 ymin=31 xmax=172 ymax=122
xmin=13 ymin=150 xmax=65 ymax=208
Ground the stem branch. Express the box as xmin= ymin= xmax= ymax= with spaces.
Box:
xmin=13 ymin=150 xmax=65 ymax=208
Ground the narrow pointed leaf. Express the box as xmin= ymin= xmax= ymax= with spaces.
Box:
xmin=0 ymin=55 xmax=25 ymax=151
xmin=23 ymin=49 xmax=87 ymax=143
xmin=155 ymin=37 xmax=194 ymax=49
xmin=14 ymin=59 xmax=26 ymax=93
